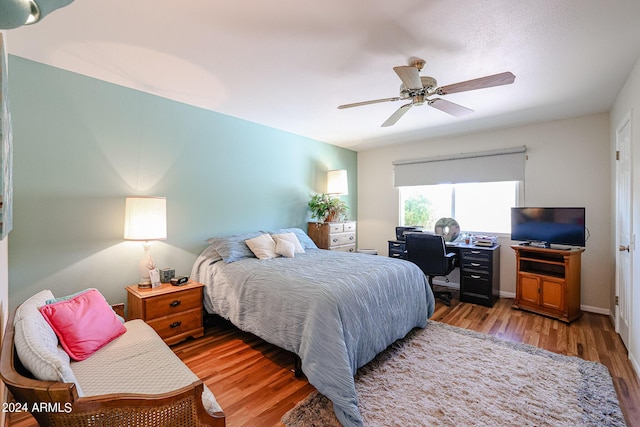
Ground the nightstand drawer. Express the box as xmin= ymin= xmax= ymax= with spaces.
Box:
xmin=147 ymin=308 xmax=203 ymax=342
xmin=145 ymin=288 xmax=201 ymax=319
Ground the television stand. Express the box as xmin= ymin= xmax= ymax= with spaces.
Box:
xmin=511 ymin=245 xmax=584 ymax=323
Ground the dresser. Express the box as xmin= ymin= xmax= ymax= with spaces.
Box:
xmin=388 ymin=239 xmax=500 ymax=307
xmin=308 ymin=221 xmax=357 ymax=252
xmin=126 ymin=280 xmax=205 ymax=345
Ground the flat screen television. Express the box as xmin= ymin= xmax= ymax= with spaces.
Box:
xmin=511 ymin=207 xmax=586 ymax=247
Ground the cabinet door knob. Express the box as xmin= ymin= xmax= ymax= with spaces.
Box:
xmin=170 ymin=321 xmax=182 ymax=329
xmin=170 ymin=300 xmax=181 ymax=307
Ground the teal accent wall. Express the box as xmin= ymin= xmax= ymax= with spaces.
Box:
xmin=8 ymin=56 xmax=357 ymax=309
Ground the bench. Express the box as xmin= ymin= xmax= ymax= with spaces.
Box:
xmin=0 ymin=289 xmax=225 ymax=426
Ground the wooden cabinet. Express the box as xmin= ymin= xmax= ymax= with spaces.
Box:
xmin=308 ymin=221 xmax=356 ymax=252
xmin=511 ymin=245 xmax=584 ymax=323
xmin=126 ymin=280 xmax=204 ymax=345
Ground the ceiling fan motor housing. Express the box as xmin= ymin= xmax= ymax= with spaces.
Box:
xmin=400 ymin=76 xmax=438 ymax=97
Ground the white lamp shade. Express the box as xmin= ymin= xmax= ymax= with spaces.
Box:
xmin=124 ymin=197 xmax=167 ymax=241
xmin=327 ymin=170 xmax=348 ymax=195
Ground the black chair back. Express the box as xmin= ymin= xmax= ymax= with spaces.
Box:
xmin=405 ymin=233 xmax=450 ymax=276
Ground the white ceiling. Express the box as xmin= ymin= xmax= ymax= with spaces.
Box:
xmin=6 ymin=0 xmax=640 ymax=151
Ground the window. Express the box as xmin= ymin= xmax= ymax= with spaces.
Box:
xmin=400 ymin=181 xmax=520 ymax=234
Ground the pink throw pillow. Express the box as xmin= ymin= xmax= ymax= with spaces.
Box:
xmin=39 ymin=289 xmax=126 ymax=361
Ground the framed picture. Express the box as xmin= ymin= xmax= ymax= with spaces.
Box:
xmin=0 ymin=33 xmax=13 ymax=240
xmin=149 ymin=268 xmax=161 ymax=288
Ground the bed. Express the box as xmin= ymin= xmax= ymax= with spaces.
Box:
xmin=191 ymin=228 xmax=435 ymax=427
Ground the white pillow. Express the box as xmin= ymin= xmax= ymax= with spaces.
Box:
xmin=271 ymin=232 xmax=305 ymax=253
xmin=275 ymin=237 xmax=296 ymax=258
xmin=245 ymin=234 xmax=278 ymax=259
xmin=13 ymin=289 xmax=84 ymax=395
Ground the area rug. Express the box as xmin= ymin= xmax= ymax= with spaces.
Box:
xmin=282 ymin=321 xmax=626 ymax=427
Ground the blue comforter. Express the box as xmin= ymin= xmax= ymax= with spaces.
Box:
xmin=192 ymin=248 xmax=434 ymax=426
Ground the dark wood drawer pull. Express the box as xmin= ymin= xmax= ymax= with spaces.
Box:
xmin=170 ymin=321 xmax=182 ymax=328
xmin=169 ymin=300 xmax=181 ymax=307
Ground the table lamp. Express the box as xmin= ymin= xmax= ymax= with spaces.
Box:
xmin=124 ymin=197 xmax=167 ymax=288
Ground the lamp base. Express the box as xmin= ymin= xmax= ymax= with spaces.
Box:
xmin=137 ymin=281 xmax=152 ymax=289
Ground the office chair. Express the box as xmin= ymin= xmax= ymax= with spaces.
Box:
xmin=405 ymin=233 xmax=455 ymax=306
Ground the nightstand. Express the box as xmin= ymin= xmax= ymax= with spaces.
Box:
xmin=126 ymin=280 xmax=205 ymax=345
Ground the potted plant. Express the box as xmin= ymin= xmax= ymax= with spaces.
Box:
xmin=308 ymin=193 xmax=349 ymax=223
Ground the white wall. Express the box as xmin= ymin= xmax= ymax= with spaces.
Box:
xmin=610 ymin=54 xmax=640 ymax=374
xmin=358 ymin=113 xmax=612 ymax=312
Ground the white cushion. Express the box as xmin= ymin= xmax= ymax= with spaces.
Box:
xmin=13 ymin=290 xmax=84 ymax=395
xmin=245 ymin=233 xmax=278 ymax=259
xmin=71 ymin=320 xmax=222 ymax=415
xmin=275 ymin=237 xmax=296 ymax=258
xmin=271 ymin=232 xmax=305 ymax=253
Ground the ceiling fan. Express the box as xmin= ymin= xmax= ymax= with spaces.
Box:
xmin=338 ymin=58 xmax=515 ymax=127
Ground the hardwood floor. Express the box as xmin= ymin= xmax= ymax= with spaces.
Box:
xmin=8 ymin=293 xmax=640 ymax=426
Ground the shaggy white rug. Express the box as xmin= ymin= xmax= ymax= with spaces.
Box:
xmin=282 ymin=321 xmax=626 ymax=427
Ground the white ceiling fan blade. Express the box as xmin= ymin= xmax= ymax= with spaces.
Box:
xmin=393 ymin=66 xmax=423 ymax=90
xmin=428 ymin=98 xmax=474 ymax=117
xmin=338 ymin=97 xmax=402 ymax=109
xmin=381 ymin=103 xmax=412 ymax=127
xmin=436 ymin=72 xmax=515 ymax=95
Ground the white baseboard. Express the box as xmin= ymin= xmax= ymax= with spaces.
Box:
xmin=580 ymin=304 xmax=610 ymax=316
xmin=630 ymin=352 xmax=640 ymax=379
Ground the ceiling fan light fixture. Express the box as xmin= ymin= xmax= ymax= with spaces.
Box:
xmin=0 ymin=0 xmax=74 ymax=29
xmin=25 ymin=0 xmax=40 ymax=24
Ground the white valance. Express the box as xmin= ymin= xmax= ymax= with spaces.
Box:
xmin=393 ymin=146 xmax=526 ymax=187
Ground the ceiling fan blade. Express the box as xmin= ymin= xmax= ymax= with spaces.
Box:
xmin=428 ymin=98 xmax=474 ymax=117
xmin=381 ymin=103 xmax=412 ymax=127
xmin=338 ymin=97 xmax=402 ymax=109
xmin=436 ymin=72 xmax=515 ymax=95
xmin=393 ymin=66 xmax=423 ymax=90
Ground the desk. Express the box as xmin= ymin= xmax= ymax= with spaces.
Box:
xmin=388 ymin=240 xmax=501 ymax=307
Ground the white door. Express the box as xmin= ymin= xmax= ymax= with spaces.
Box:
xmin=616 ymin=113 xmax=632 ymax=350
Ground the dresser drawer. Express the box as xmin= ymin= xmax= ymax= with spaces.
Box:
xmin=147 ymin=308 xmax=203 ymax=341
xmin=145 ymin=288 xmax=202 ymax=319
xmin=332 ymin=244 xmax=356 ymax=253
xmin=330 ymin=232 xmax=356 ymax=247
xmin=328 ymin=223 xmax=344 ymax=233
xmin=343 ymin=222 xmax=357 ymax=232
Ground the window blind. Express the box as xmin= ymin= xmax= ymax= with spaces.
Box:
xmin=393 ymin=146 xmax=526 ymax=187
